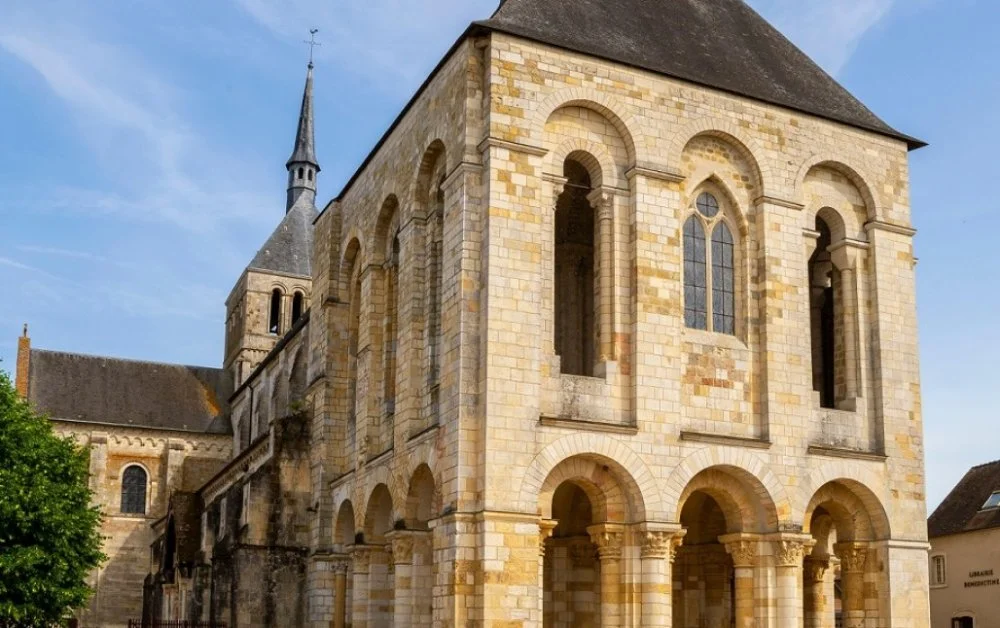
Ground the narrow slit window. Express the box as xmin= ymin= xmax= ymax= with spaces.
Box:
xmin=269 ymin=289 xmax=282 ymax=335
xmin=291 ymin=291 xmax=304 ymax=324
xmin=121 ymin=466 xmax=147 ymax=515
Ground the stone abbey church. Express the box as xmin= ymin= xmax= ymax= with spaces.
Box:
xmin=15 ymin=0 xmax=931 ymax=626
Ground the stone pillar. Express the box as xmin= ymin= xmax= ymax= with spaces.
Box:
xmin=333 ymin=557 xmax=350 ymax=628
xmin=835 ymin=542 xmax=869 ymax=628
xmin=15 ymin=325 xmax=30 ymax=398
xmin=386 ymin=531 xmax=415 ymax=627
xmin=589 ymin=190 xmax=615 ymax=364
xmin=803 ymin=556 xmax=830 ymax=628
xmin=830 ymin=242 xmax=866 ymax=409
xmin=639 ymin=526 xmax=685 ymax=627
xmin=773 ymin=535 xmax=815 ymax=628
xmin=722 ymin=535 xmax=759 ymax=628
xmin=350 ymin=545 xmax=373 ymax=628
xmin=588 ymin=523 xmax=625 ymax=628
xmin=539 ymin=519 xmax=558 ymax=623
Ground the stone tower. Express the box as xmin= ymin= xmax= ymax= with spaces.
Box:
xmin=223 ymin=62 xmax=318 ymax=385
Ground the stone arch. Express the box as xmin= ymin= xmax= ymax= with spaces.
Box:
xmin=795 ymin=156 xmax=879 ymax=221
xmin=519 ymin=433 xmax=661 ymax=521
xmin=801 ymin=163 xmax=871 ymax=242
xmin=799 ymin=468 xmax=891 ymax=541
xmin=334 ymin=499 xmax=356 ymax=546
xmin=373 ymin=194 xmax=401 ymax=265
xmin=663 ymin=448 xmax=790 ymax=529
xmin=338 ymin=235 xmax=364 ymax=302
xmin=668 ymin=121 xmax=772 ymax=194
xmin=361 ymin=464 xmax=404 ymax=518
xmin=531 ymin=88 xmax=640 ymax=164
xmin=546 ymin=140 xmax=620 ymax=190
xmin=404 ymin=463 xmax=439 ymax=529
xmin=363 ymin=483 xmax=396 ymax=543
xmin=410 ymin=139 xmax=448 ymax=220
xmin=676 ymin=466 xmax=779 ymax=533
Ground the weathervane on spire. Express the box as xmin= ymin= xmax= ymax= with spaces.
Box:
xmin=304 ymin=29 xmax=321 ymax=66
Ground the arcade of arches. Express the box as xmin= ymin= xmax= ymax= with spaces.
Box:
xmin=324 ymin=458 xmax=891 ymax=627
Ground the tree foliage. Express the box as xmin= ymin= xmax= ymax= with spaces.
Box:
xmin=0 ymin=370 xmax=105 ymax=627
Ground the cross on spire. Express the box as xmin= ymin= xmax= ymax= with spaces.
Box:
xmin=304 ymin=29 xmax=321 ymax=66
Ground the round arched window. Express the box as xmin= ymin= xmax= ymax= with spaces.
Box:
xmin=121 ymin=466 xmax=148 ymax=514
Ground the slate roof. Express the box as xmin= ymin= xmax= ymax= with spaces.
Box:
xmin=27 ymin=349 xmax=232 ymax=434
xmin=248 ymin=201 xmax=317 ymax=277
xmin=928 ymin=460 xmax=1000 ymax=538
xmin=286 ymin=63 xmax=319 ymax=169
xmin=477 ymin=0 xmax=923 ymax=149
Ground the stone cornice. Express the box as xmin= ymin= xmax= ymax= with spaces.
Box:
xmin=679 ymin=430 xmax=772 ymax=450
xmin=539 ymin=415 xmax=639 ymax=435
xmin=865 ymin=220 xmax=917 ymax=237
xmin=807 ymin=444 xmax=887 ymax=463
xmin=755 ymin=195 xmax=805 ymax=211
xmin=442 ymin=160 xmax=484 ymax=191
xmin=626 ymin=165 xmax=685 ymax=184
xmin=477 ymin=137 xmax=548 ymax=157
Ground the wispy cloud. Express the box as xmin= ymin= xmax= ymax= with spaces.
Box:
xmin=748 ymin=0 xmax=896 ymax=76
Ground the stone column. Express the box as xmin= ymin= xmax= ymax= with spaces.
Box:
xmin=333 ymin=557 xmax=351 ymax=628
xmin=639 ymin=527 xmax=685 ymax=627
xmin=350 ymin=545 xmax=373 ymax=628
xmin=589 ymin=190 xmax=615 ymax=365
xmin=588 ymin=523 xmax=625 ymax=628
xmin=773 ymin=535 xmax=815 ymax=628
xmin=830 ymin=242 xmax=866 ymax=410
xmin=803 ymin=556 xmax=830 ymax=628
xmin=386 ymin=531 xmax=415 ymax=627
xmin=834 ymin=542 xmax=869 ymax=628
xmin=539 ymin=519 xmax=558 ymax=621
xmin=722 ymin=535 xmax=759 ymax=628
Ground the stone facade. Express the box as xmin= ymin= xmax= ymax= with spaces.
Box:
xmin=290 ymin=25 xmax=928 ymax=628
xmin=110 ymin=3 xmax=930 ymax=626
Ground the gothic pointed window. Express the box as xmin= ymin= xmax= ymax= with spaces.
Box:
xmin=269 ymin=289 xmax=282 ymax=335
xmin=684 ymin=192 xmax=737 ymax=335
xmin=121 ymin=465 xmax=147 ymax=515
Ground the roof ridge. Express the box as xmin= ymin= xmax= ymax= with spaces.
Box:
xmin=30 ymin=348 xmax=224 ymax=373
xmin=971 ymin=458 xmax=1000 ymax=470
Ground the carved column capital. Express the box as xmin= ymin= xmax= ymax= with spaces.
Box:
xmin=834 ymin=542 xmax=869 ymax=573
xmin=349 ymin=544 xmax=375 ymax=572
xmin=720 ymin=534 xmax=761 ymax=569
xmin=538 ymin=519 xmax=558 ymax=557
xmin=772 ymin=534 xmax=817 ymax=568
xmin=385 ymin=531 xmax=414 ymax=565
xmin=587 ymin=523 xmax=625 ymax=561
xmin=639 ymin=526 xmax=686 ymax=560
xmin=587 ymin=189 xmax=615 ymax=220
xmin=804 ymin=556 xmax=830 ymax=583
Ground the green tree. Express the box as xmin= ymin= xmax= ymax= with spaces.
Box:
xmin=0 ymin=370 xmax=105 ymax=627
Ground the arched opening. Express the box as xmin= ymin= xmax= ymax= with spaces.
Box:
xmin=953 ymin=617 xmax=975 ymax=628
xmin=803 ymin=480 xmax=891 ymax=628
xmin=333 ymin=500 xmax=355 ymax=628
xmin=426 ymin=180 xmax=445 ymax=426
xmin=554 ymin=158 xmax=596 ymax=376
xmin=383 ymin=236 xmax=400 ymax=425
xmin=121 ymin=465 xmax=148 ymax=514
xmin=347 ymin=276 xmax=361 ymax=455
xmin=402 ymin=465 xmax=437 ymax=625
xmin=673 ymin=466 xmax=778 ymax=628
xmin=291 ymin=291 xmax=304 ymax=324
xmin=363 ymin=484 xmax=395 ymax=625
xmin=298 ymin=167 xmax=304 ymax=180
xmin=539 ymin=454 xmax=645 ymax=628
xmin=307 ymin=169 xmax=313 ymax=182
xmin=544 ymin=482 xmax=600 ymax=627
xmin=809 ymin=216 xmax=837 ymax=409
xmin=269 ymin=288 xmax=283 ymax=335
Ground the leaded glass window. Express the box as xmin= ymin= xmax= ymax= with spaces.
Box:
xmin=683 ymin=192 xmax=737 ymax=336
xmin=683 ymin=216 xmax=707 ymax=330
xmin=712 ymin=222 xmax=735 ymax=335
xmin=121 ymin=466 xmax=147 ymax=515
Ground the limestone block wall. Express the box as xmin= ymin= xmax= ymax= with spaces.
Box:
xmin=55 ymin=425 xmax=230 ymax=628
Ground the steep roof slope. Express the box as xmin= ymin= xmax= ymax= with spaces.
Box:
xmin=249 ymin=201 xmax=317 ymax=277
xmin=27 ymin=349 xmax=232 ymax=434
xmin=929 ymin=460 xmax=1000 ymax=538
xmin=477 ymin=0 xmax=923 ymax=148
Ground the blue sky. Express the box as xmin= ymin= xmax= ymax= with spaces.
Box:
xmin=0 ymin=0 xmax=995 ymax=510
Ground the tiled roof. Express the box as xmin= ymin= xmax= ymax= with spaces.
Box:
xmin=928 ymin=460 xmax=1000 ymax=538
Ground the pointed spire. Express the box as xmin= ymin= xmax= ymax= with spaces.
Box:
xmin=287 ymin=62 xmax=319 ymax=170
xmin=286 ymin=61 xmax=320 ymax=212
